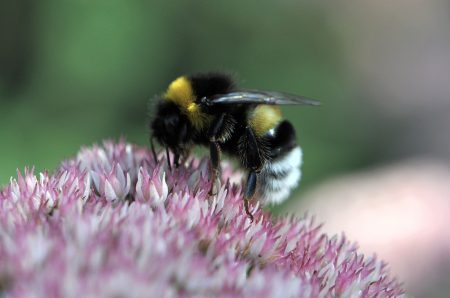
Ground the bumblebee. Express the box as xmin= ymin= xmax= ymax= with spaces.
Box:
xmin=150 ymin=73 xmax=319 ymax=221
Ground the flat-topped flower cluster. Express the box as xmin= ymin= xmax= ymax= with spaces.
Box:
xmin=0 ymin=141 xmax=404 ymax=297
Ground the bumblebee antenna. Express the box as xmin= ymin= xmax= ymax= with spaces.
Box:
xmin=150 ymin=135 xmax=158 ymax=164
xmin=165 ymin=147 xmax=172 ymax=171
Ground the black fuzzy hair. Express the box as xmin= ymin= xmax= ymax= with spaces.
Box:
xmin=189 ymin=72 xmax=235 ymax=100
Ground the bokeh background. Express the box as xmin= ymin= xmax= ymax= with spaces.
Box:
xmin=1 ymin=1 xmax=449 ymax=296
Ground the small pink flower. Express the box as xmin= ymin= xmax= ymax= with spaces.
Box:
xmin=90 ymin=163 xmax=131 ymax=202
xmin=0 ymin=141 xmax=405 ymax=297
xmin=135 ymin=166 xmax=168 ymax=206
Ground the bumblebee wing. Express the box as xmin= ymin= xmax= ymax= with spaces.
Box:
xmin=207 ymin=90 xmax=320 ymax=106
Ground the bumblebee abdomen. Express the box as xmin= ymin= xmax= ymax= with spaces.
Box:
xmin=256 ymin=146 xmax=302 ymax=204
xmin=254 ymin=120 xmax=301 ymax=204
xmin=249 ymin=105 xmax=282 ymax=136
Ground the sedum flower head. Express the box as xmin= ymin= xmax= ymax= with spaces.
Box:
xmin=0 ymin=141 xmax=405 ymax=297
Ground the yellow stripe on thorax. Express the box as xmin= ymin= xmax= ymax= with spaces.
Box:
xmin=249 ymin=105 xmax=282 ymax=136
xmin=164 ymin=76 xmax=211 ymax=129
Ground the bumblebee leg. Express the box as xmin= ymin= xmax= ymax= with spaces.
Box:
xmin=208 ymin=113 xmax=227 ymax=196
xmin=209 ymin=113 xmax=226 ymax=140
xmin=174 ymin=152 xmax=180 ymax=168
xmin=209 ymin=141 xmax=221 ymax=195
xmin=150 ymin=135 xmax=158 ymax=164
xmin=240 ymin=127 xmax=268 ymax=222
xmin=175 ymin=123 xmax=187 ymax=168
xmin=244 ymin=171 xmax=257 ymax=222
xmin=244 ymin=126 xmax=265 ymax=172
xmin=165 ymin=147 xmax=172 ymax=171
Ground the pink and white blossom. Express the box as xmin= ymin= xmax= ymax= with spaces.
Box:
xmin=0 ymin=141 xmax=405 ymax=297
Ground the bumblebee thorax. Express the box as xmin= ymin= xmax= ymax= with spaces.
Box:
xmin=164 ymin=77 xmax=195 ymax=109
xmin=164 ymin=76 xmax=211 ymax=129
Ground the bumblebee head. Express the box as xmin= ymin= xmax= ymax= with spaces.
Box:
xmin=151 ymin=100 xmax=192 ymax=155
xmin=160 ymin=74 xmax=234 ymax=130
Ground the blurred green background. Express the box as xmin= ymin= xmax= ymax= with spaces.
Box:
xmin=0 ymin=1 xmax=449 ymax=191
xmin=1 ymin=1 xmax=450 ymax=296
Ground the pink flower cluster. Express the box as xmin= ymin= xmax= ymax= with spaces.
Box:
xmin=0 ymin=141 xmax=404 ymax=297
